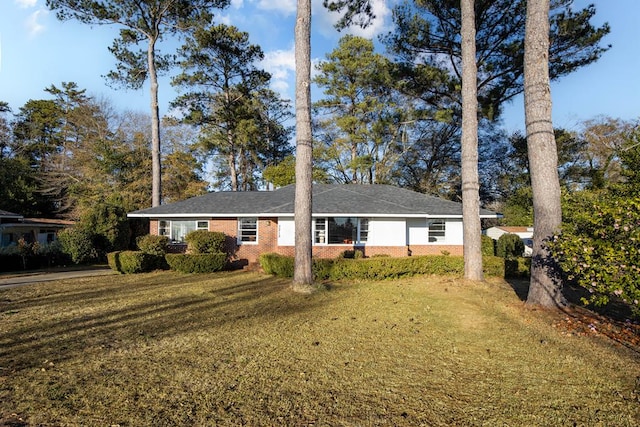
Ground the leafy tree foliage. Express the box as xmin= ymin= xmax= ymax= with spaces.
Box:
xmin=172 ymin=24 xmax=292 ymax=191
xmin=313 ymin=35 xmax=402 ymax=184
xmin=549 ymin=128 xmax=640 ymax=316
xmin=47 ymin=0 xmax=231 ymax=206
xmin=384 ymin=0 xmax=610 ymax=119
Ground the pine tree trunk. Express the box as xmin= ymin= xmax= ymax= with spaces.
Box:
xmin=461 ymin=0 xmax=483 ymax=281
xmin=148 ymin=37 xmax=162 ymax=207
xmin=524 ymin=0 xmax=566 ymax=307
xmin=293 ymin=0 xmax=314 ymax=292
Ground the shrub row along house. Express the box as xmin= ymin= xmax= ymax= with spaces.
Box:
xmin=128 ymin=184 xmax=500 ymax=265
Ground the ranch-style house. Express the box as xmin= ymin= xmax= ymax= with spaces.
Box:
xmin=128 ymin=184 xmax=500 ymax=264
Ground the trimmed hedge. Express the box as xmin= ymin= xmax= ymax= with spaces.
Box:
xmin=137 ymin=234 xmax=169 ymax=256
xmin=165 ymin=253 xmax=227 ymax=273
xmin=260 ymin=253 xmax=509 ymax=281
xmin=481 ymin=235 xmax=496 ymax=256
xmin=184 ymin=230 xmax=226 ymax=254
xmin=497 ymin=233 xmax=525 ymax=259
xmin=107 ymin=251 xmax=164 ymax=274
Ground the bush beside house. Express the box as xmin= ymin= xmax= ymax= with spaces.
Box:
xmin=260 ymin=253 xmax=508 ymax=281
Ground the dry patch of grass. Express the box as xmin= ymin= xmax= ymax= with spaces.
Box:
xmin=1 ymin=271 xmax=639 ymax=426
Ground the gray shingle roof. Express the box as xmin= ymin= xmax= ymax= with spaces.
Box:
xmin=128 ymin=184 xmax=499 ymax=218
xmin=0 ymin=209 xmax=22 ymax=218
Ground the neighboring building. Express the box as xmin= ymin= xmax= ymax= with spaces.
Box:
xmin=128 ymin=184 xmax=500 ymax=264
xmin=0 ymin=209 xmax=74 ymax=248
xmin=484 ymin=226 xmax=534 ymax=256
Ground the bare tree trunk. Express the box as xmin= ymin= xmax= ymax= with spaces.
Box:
xmin=293 ymin=0 xmax=314 ymax=292
xmin=461 ymin=0 xmax=483 ymax=281
xmin=227 ymin=128 xmax=238 ymax=191
xmin=148 ymin=37 xmax=162 ymax=207
xmin=524 ymin=0 xmax=566 ymax=307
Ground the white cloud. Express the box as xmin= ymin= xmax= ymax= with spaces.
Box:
xmin=254 ymin=0 xmax=296 ymax=16
xmin=314 ymin=0 xmax=393 ymax=40
xmin=261 ymin=45 xmax=295 ymax=98
xmin=230 ymin=0 xmax=244 ymax=8
xmin=25 ymin=8 xmax=48 ymax=38
xmin=15 ymin=0 xmax=38 ymax=8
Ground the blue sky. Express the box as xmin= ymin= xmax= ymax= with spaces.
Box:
xmin=0 ymin=0 xmax=637 ymax=133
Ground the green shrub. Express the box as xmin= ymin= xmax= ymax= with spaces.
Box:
xmin=549 ymin=192 xmax=640 ymax=316
xmin=496 ymin=233 xmax=525 ymax=259
xmin=260 ymin=253 xmax=506 ymax=281
xmin=504 ymin=257 xmax=531 ymax=278
xmin=484 ymin=256 xmax=506 ymax=278
xmin=259 ymin=253 xmax=294 ymax=277
xmin=137 ymin=234 xmax=169 ymax=256
xmin=184 ymin=230 xmax=227 ymax=254
xmin=165 ymin=253 xmax=227 ymax=273
xmin=481 ymin=235 xmax=496 ymax=256
xmin=58 ymin=228 xmax=97 ymax=264
xmin=107 ymin=251 xmax=162 ymax=274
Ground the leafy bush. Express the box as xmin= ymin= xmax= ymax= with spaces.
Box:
xmin=80 ymin=198 xmax=130 ymax=254
xmin=107 ymin=251 xmax=163 ymax=274
xmin=165 ymin=253 xmax=227 ymax=273
xmin=58 ymin=228 xmax=98 ymax=264
xmin=496 ymin=233 xmax=524 ymax=259
xmin=260 ymin=253 xmax=506 ymax=281
xmin=481 ymin=234 xmax=496 ymax=256
xmin=259 ymin=253 xmax=294 ymax=277
xmin=549 ymin=192 xmax=640 ymax=316
xmin=184 ymin=230 xmax=227 ymax=254
xmin=504 ymin=257 xmax=531 ymax=278
xmin=137 ymin=234 xmax=169 ymax=256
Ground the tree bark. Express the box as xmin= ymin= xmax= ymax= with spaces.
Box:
xmin=524 ymin=0 xmax=566 ymax=307
xmin=461 ymin=0 xmax=483 ymax=281
xmin=148 ymin=37 xmax=162 ymax=207
xmin=293 ymin=0 xmax=314 ymax=292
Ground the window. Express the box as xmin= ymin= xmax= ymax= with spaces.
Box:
xmin=314 ymin=217 xmax=369 ymax=245
xmin=428 ymin=219 xmax=446 ymax=243
xmin=238 ymin=218 xmax=258 ymax=243
xmin=158 ymin=220 xmax=208 ymax=243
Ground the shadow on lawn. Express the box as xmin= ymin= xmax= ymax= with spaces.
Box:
xmin=0 ymin=272 xmax=329 ymax=373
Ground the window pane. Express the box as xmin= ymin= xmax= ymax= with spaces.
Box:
xmin=159 ymin=220 xmax=170 ymax=237
xmin=328 ymin=217 xmax=356 ymax=244
xmin=428 ymin=219 xmax=446 ymax=242
xmin=239 ymin=218 xmax=257 ymax=242
xmin=314 ymin=218 xmax=326 ymax=244
xmin=359 ymin=219 xmax=369 ymax=243
xmin=172 ymin=221 xmax=195 ymax=243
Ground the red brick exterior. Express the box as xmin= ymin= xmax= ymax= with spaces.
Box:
xmin=148 ymin=217 xmax=463 ymax=264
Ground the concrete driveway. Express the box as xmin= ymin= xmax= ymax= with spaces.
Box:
xmin=0 ymin=268 xmax=116 ymax=289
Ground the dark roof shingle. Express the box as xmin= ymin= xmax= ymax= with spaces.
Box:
xmin=128 ymin=184 xmax=498 ymax=218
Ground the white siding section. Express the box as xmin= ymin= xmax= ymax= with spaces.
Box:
xmin=408 ymin=218 xmax=463 ymax=245
xmin=407 ymin=218 xmax=428 ymax=245
xmin=277 ymin=217 xmax=295 ymax=246
xmin=445 ymin=219 xmax=463 ymax=245
xmin=367 ymin=218 xmax=406 ymax=246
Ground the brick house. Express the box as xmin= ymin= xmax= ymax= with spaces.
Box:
xmin=128 ymin=184 xmax=500 ymax=264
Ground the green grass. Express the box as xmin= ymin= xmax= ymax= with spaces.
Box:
xmin=1 ymin=271 xmax=638 ymax=426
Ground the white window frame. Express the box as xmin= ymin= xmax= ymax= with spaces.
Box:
xmin=238 ymin=217 xmax=258 ymax=244
xmin=427 ymin=219 xmax=446 ymax=243
xmin=158 ymin=220 xmax=208 ymax=243
xmin=313 ymin=217 xmax=369 ymax=245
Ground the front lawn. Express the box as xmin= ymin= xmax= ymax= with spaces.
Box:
xmin=1 ymin=271 xmax=638 ymax=425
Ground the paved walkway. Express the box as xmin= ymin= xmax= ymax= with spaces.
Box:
xmin=0 ymin=268 xmax=116 ymax=289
